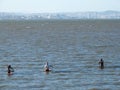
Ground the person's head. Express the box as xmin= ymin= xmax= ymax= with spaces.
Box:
xmin=101 ymin=58 xmax=103 ymax=61
xmin=8 ymin=65 xmax=11 ymax=68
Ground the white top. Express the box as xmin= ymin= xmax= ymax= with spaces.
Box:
xmin=44 ymin=62 xmax=49 ymax=70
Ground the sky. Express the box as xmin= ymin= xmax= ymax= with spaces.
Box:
xmin=0 ymin=0 xmax=120 ymax=13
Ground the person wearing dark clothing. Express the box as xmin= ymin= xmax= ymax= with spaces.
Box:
xmin=8 ymin=65 xmax=14 ymax=75
xmin=99 ymin=59 xmax=104 ymax=69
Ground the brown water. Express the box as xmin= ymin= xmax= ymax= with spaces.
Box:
xmin=0 ymin=20 xmax=120 ymax=90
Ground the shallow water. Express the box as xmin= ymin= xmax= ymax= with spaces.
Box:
xmin=0 ymin=20 xmax=120 ymax=90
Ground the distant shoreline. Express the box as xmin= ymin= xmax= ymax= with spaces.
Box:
xmin=0 ymin=19 xmax=120 ymax=22
xmin=0 ymin=11 xmax=120 ymax=20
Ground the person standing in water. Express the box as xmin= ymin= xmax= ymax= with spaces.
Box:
xmin=8 ymin=65 xmax=14 ymax=75
xmin=99 ymin=58 xmax=104 ymax=69
xmin=44 ymin=62 xmax=50 ymax=72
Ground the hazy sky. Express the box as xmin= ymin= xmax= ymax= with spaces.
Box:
xmin=0 ymin=0 xmax=120 ymax=13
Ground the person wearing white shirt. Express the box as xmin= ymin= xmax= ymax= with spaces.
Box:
xmin=44 ymin=62 xmax=50 ymax=72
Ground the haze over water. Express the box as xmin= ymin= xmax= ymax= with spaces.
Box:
xmin=0 ymin=20 xmax=120 ymax=90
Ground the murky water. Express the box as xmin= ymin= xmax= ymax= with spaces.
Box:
xmin=0 ymin=20 xmax=120 ymax=90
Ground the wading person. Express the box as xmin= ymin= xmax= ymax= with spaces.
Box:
xmin=8 ymin=65 xmax=14 ymax=75
xmin=44 ymin=62 xmax=50 ymax=72
xmin=99 ymin=58 xmax=104 ymax=69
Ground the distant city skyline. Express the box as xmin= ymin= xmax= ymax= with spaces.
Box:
xmin=0 ymin=0 xmax=120 ymax=13
xmin=0 ymin=11 xmax=120 ymax=20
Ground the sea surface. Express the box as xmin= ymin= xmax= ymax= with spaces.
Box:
xmin=0 ymin=19 xmax=120 ymax=90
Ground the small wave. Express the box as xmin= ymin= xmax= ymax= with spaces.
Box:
xmin=53 ymin=70 xmax=79 ymax=73
xmin=106 ymin=65 xmax=120 ymax=68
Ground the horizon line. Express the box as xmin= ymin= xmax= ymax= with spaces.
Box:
xmin=0 ymin=10 xmax=120 ymax=14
